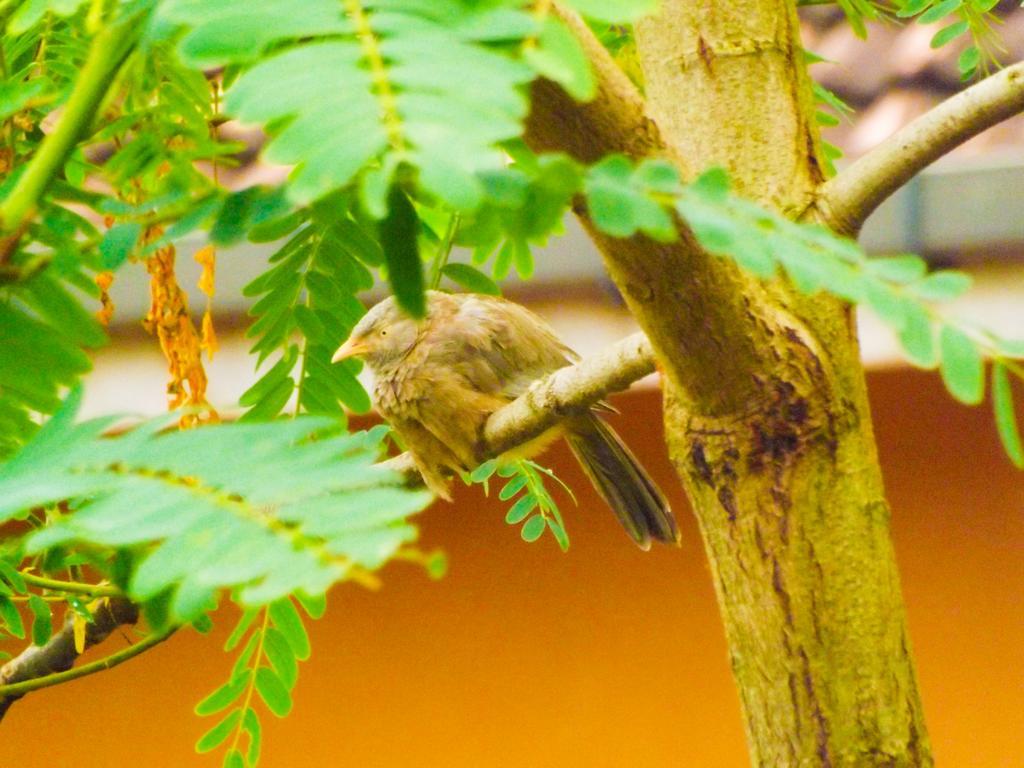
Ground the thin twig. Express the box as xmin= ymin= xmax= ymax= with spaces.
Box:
xmin=0 ymin=626 xmax=174 ymax=699
xmin=18 ymin=572 xmax=122 ymax=598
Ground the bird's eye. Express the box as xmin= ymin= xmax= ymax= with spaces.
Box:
xmin=379 ymin=329 xmax=387 ymax=337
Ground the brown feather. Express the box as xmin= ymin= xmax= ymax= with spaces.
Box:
xmin=338 ymin=291 xmax=680 ymax=548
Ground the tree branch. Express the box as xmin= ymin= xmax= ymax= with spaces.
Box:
xmin=524 ymin=5 xmax=789 ymax=417
xmin=0 ymin=597 xmax=169 ymax=721
xmin=484 ymin=332 xmax=655 ymax=454
xmin=815 ymin=61 xmax=1024 ymax=236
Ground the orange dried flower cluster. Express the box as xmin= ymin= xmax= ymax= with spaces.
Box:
xmin=194 ymin=244 xmax=218 ymax=360
xmin=142 ymin=227 xmax=217 ymax=426
xmin=95 ymin=271 xmax=115 ymax=326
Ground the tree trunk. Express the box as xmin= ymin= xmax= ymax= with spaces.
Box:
xmin=640 ymin=2 xmax=930 ymax=764
xmin=530 ymin=2 xmax=933 ymax=764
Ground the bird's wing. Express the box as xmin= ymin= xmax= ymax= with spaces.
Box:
xmin=440 ymin=294 xmax=577 ymax=400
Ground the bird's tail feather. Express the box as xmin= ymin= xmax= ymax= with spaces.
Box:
xmin=566 ymin=415 xmax=680 ymax=550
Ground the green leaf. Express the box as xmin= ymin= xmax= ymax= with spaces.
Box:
xmin=0 ymin=78 xmax=48 ymax=122
xmin=812 ymin=83 xmax=854 ymax=119
xmin=918 ymin=0 xmax=961 ymax=23
xmin=908 ymin=270 xmax=972 ymax=301
xmin=255 ymin=667 xmax=293 ymax=717
xmin=268 ymin=598 xmax=310 ymax=660
xmin=511 ymin=239 xmax=534 ymax=279
xmin=99 ymin=222 xmax=142 ymax=270
xmin=19 ymin=274 xmax=107 ymax=349
xmin=690 ymin=168 xmax=731 ymax=202
xmin=523 ymin=18 xmax=595 ymax=101
xmin=239 ymin=347 xmax=299 ymax=408
xmin=27 ymin=594 xmax=51 ymax=646
xmin=211 ymin=187 xmax=292 ymax=245
xmin=192 ymin=613 xmax=215 ymax=634
xmin=425 ymin=550 xmax=448 ymax=580
xmin=249 ymin=209 xmax=309 ymax=243
xmin=958 ymin=45 xmax=980 ymax=79
xmin=163 ymin=2 xmax=536 ymax=207
xmin=239 ymin=376 xmax=295 ymax=421
xmin=565 ymin=0 xmax=658 ymax=22
xmin=863 ymin=281 xmax=908 ymax=330
xmin=232 ymin=634 xmax=261 ymax=681
xmin=816 ymin=111 xmax=840 ymax=128
xmin=196 ymin=672 xmax=252 ymax=717
xmin=493 ymin=239 xmax=515 ymax=280
xmin=930 ymin=20 xmax=969 ymax=49
xmin=865 ymin=255 xmax=927 ymax=284
xmin=992 ymin=363 xmax=1024 ymax=468
xmin=263 ymin=627 xmax=298 ymax=689
xmin=9 ymin=0 xmax=91 ymax=34
xmin=441 ymin=263 xmax=501 ymax=295
xmin=295 ymin=592 xmax=327 ymax=619
xmin=196 ymin=709 xmax=242 ymax=753
xmin=7 ymin=397 xmax=430 ymax=620
xmin=505 ymin=495 xmax=538 ymax=524
xmin=224 ymin=610 xmax=259 ymax=652
xmin=499 ymin=475 xmax=527 ymax=501
xmin=897 ymin=302 xmax=938 ymax=368
xmin=585 ymin=155 xmax=675 ymax=241
xmin=897 ymin=0 xmax=932 ymax=16
xmin=520 ymin=515 xmax=546 ymax=542
xmin=470 ymin=460 xmax=498 ymax=482
xmin=497 ymin=463 xmax=520 ymax=478
xmin=636 ymin=159 xmax=682 ymax=193
xmin=0 ymin=595 xmax=25 ymax=639
xmin=547 ymin=516 xmax=570 ymax=552
xmin=167 ymin=0 xmax=349 ymax=66
xmin=224 ymin=749 xmax=245 ymax=768
xmin=0 ymin=561 xmax=25 ymax=593
xmin=939 ymin=324 xmax=984 ymax=405
xmin=243 ymin=708 xmax=262 ymax=765
xmin=380 ymin=186 xmax=425 ymax=318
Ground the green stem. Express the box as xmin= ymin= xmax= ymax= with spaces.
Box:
xmin=227 ymin=610 xmax=269 ymax=756
xmin=428 ymin=212 xmax=459 ymax=289
xmin=0 ymin=14 xmax=142 ymax=232
xmin=0 ymin=627 xmax=175 ymax=698
xmin=345 ymin=0 xmax=405 ymax=154
xmin=18 ymin=572 xmax=121 ymax=597
xmin=1001 ymin=356 xmax=1024 ymax=381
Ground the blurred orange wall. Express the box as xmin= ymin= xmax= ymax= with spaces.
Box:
xmin=1 ymin=368 xmax=1021 ymax=767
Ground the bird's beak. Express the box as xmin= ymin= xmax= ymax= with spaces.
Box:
xmin=332 ymin=337 xmax=368 ymax=363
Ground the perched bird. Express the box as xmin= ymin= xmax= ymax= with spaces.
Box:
xmin=332 ymin=291 xmax=679 ymax=549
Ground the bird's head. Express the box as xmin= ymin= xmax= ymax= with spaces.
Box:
xmin=331 ymin=295 xmax=422 ymax=370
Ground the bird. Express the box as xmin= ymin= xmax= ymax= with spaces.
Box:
xmin=332 ymin=290 xmax=680 ymax=549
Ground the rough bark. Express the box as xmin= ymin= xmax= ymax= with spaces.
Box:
xmin=526 ymin=3 xmax=933 ymax=765
xmin=526 ymin=7 xmax=790 ymax=417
